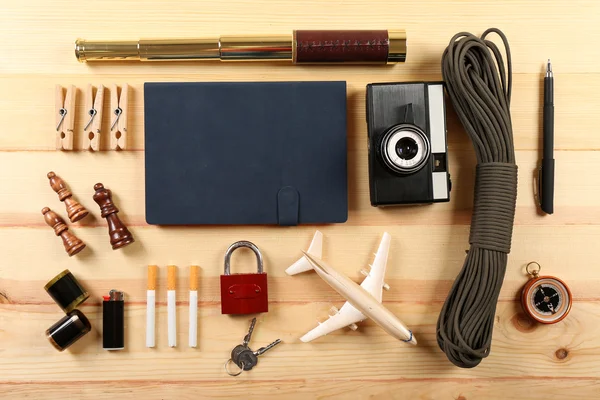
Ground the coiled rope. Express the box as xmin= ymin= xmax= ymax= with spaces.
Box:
xmin=436 ymin=28 xmax=518 ymax=368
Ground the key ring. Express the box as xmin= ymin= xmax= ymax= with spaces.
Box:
xmin=526 ymin=261 xmax=541 ymax=277
xmin=224 ymin=358 xmax=244 ymax=377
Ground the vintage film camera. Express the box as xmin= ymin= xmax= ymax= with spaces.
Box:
xmin=366 ymin=82 xmax=451 ymax=206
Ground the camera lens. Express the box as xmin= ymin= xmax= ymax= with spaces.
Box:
xmin=380 ymin=124 xmax=430 ymax=174
xmin=395 ymin=137 xmax=419 ymax=161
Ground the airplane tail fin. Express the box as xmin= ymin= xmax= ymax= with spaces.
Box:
xmin=285 ymin=231 xmax=323 ymax=275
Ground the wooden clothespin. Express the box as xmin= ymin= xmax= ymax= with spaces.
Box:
xmin=55 ymin=85 xmax=76 ymax=150
xmin=110 ymin=84 xmax=129 ymax=150
xmin=83 ymin=84 xmax=105 ymax=151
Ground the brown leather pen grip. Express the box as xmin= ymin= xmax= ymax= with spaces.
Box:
xmin=294 ymin=30 xmax=395 ymax=64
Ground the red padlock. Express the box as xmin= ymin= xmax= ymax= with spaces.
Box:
xmin=220 ymin=241 xmax=268 ymax=315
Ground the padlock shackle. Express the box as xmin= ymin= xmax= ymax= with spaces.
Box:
xmin=224 ymin=241 xmax=264 ymax=275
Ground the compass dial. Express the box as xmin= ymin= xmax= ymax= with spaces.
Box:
xmin=522 ymin=276 xmax=572 ymax=324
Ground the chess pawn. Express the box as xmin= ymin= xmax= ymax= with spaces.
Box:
xmin=93 ymin=183 xmax=134 ymax=250
xmin=47 ymin=172 xmax=89 ymax=222
xmin=42 ymin=207 xmax=86 ymax=256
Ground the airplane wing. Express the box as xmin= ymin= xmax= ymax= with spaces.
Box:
xmin=293 ymin=231 xmax=393 ymax=342
xmin=300 ymin=301 xmax=366 ymax=342
xmin=285 ymin=231 xmax=323 ymax=275
xmin=358 ymin=232 xmax=391 ymax=302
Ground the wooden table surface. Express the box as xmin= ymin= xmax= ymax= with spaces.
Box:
xmin=2 ymin=0 xmax=600 ymax=399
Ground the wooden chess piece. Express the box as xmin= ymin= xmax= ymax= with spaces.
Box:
xmin=93 ymin=183 xmax=134 ymax=250
xmin=47 ymin=172 xmax=89 ymax=223
xmin=42 ymin=207 xmax=86 ymax=256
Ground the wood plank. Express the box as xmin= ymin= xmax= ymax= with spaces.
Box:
xmin=0 ymin=225 xmax=599 ymax=303
xmin=0 ymin=302 xmax=596 ymax=381
xmin=2 ymin=0 xmax=600 ymax=398
xmin=0 ymin=73 xmax=598 ymax=151
xmin=0 ymin=150 xmax=598 ymax=228
xmin=2 ymin=378 xmax=599 ymax=400
xmin=1 ymin=0 xmax=599 ymax=74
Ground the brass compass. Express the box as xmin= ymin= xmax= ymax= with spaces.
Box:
xmin=521 ymin=262 xmax=572 ymax=324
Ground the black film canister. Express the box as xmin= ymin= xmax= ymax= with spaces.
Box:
xmin=103 ymin=290 xmax=125 ymax=350
xmin=46 ymin=309 xmax=91 ymax=351
xmin=44 ymin=269 xmax=90 ymax=313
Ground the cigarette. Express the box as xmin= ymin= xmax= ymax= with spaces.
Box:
xmin=189 ymin=265 xmax=199 ymax=348
xmin=146 ymin=265 xmax=157 ymax=348
xmin=167 ymin=265 xmax=177 ymax=347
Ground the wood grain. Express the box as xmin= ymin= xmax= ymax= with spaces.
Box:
xmin=1 ymin=0 xmax=599 ymax=399
xmin=0 ymin=302 xmax=597 ymax=380
xmin=2 ymin=379 xmax=600 ymax=400
xmin=1 ymin=73 xmax=599 ymax=151
xmin=1 ymin=150 xmax=598 ymax=227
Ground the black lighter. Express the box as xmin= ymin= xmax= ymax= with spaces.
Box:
xmin=103 ymin=289 xmax=125 ymax=350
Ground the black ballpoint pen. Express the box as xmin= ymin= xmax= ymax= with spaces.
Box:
xmin=540 ymin=59 xmax=555 ymax=214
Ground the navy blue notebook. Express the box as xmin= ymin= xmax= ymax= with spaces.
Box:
xmin=144 ymin=81 xmax=348 ymax=225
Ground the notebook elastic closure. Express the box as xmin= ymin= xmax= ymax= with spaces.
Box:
xmin=277 ymin=186 xmax=300 ymax=226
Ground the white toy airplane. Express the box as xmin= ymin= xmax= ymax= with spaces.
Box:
xmin=286 ymin=231 xmax=416 ymax=345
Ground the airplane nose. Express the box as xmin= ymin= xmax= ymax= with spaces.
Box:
xmin=404 ymin=331 xmax=417 ymax=345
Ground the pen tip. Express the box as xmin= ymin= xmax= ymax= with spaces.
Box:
xmin=547 ymin=59 xmax=552 ymax=73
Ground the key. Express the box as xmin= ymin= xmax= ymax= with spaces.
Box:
xmin=242 ymin=317 xmax=256 ymax=347
xmin=226 ymin=345 xmax=258 ymax=376
xmin=241 ymin=338 xmax=282 ymax=371
xmin=254 ymin=338 xmax=282 ymax=357
xmin=230 ymin=339 xmax=282 ymax=372
xmin=231 ymin=318 xmax=259 ymax=371
xmin=232 ymin=347 xmax=258 ymax=371
xmin=224 ymin=318 xmax=282 ymax=376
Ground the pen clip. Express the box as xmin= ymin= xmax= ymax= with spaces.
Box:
xmin=534 ymin=166 xmax=542 ymax=207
